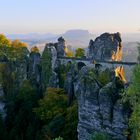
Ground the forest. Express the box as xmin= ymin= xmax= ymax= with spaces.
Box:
xmin=0 ymin=34 xmax=140 ymax=140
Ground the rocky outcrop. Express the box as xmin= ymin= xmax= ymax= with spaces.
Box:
xmin=49 ymin=71 xmax=59 ymax=88
xmin=55 ymin=37 xmax=66 ymax=57
xmin=28 ymin=51 xmax=41 ymax=82
xmin=11 ymin=60 xmax=28 ymax=87
xmin=43 ymin=44 xmax=59 ymax=88
xmin=46 ymin=45 xmax=58 ymax=70
xmin=88 ymin=32 xmax=122 ymax=61
xmin=74 ymin=66 xmax=130 ymax=140
xmin=64 ymin=63 xmax=78 ymax=105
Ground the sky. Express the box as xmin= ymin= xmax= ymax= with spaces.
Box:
xmin=0 ymin=0 xmax=140 ymax=34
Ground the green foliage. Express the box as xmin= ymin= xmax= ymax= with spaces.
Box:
xmin=84 ymin=68 xmax=111 ymax=86
xmin=0 ymin=35 xmax=78 ymax=140
xmin=31 ymin=46 xmax=39 ymax=53
xmin=53 ymin=136 xmax=63 ymax=140
xmin=5 ymin=80 xmax=41 ymax=140
xmin=137 ymin=43 xmax=140 ymax=63
xmin=122 ymin=65 xmax=140 ymax=140
xmin=11 ymin=39 xmax=27 ymax=48
xmin=0 ymin=63 xmax=15 ymax=97
xmin=91 ymin=132 xmax=112 ymax=140
xmin=62 ymin=102 xmax=78 ymax=140
xmin=0 ymin=34 xmax=11 ymax=46
xmin=34 ymin=88 xmax=67 ymax=122
xmin=57 ymin=63 xmax=71 ymax=88
xmin=0 ymin=36 xmax=29 ymax=61
xmin=42 ymin=115 xmax=65 ymax=138
xmin=66 ymin=51 xmax=74 ymax=57
xmin=34 ymin=88 xmax=78 ymax=140
xmin=98 ymin=69 xmax=111 ymax=86
xmin=75 ymin=48 xmax=85 ymax=58
xmin=34 ymin=88 xmax=67 ymax=139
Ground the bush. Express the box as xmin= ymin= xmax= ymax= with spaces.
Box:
xmin=91 ymin=132 xmax=112 ymax=140
xmin=122 ymin=65 xmax=140 ymax=140
xmin=53 ymin=136 xmax=63 ymax=140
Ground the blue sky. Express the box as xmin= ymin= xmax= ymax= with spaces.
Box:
xmin=0 ymin=0 xmax=140 ymax=34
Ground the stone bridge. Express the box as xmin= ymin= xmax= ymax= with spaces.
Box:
xmin=58 ymin=57 xmax=138 ymax=82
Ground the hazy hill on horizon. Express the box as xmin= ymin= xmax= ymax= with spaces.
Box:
xmin=6 ymin=29 xmax=140 ymax=47
xmin=6 ymin=29 xmax=94 ymax=47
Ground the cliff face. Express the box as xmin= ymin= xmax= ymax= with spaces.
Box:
xmin=74 ymin=66 xmax=130 ymax=140
xmin=88 ymin=32 xmax=122 ymax=61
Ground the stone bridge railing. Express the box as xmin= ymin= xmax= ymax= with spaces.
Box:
xmin=58 ymin=56 xmax=138 ymax=66
xmin=58 ymin=57 xmax=138 ymax=82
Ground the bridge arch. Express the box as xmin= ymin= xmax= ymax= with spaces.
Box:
xmin=67 ymin=60 xmax=72 ymax=65
xmin=77 ymin=62 xmax=86 ymax=70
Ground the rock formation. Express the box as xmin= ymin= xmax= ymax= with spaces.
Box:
xmin=88 ymin=32 xmax=122 ymax=61
xmin=55 ymin=37 xmax=67 ymax=57
xmin=28 ymin=51 xmax=41 ymax=82
xmin=64 ymin=63 xmax=78 ymax=105
xmin=74 ymin=66 xmax=130 ymax=140
xmin=43 ymin=44 xmax=59 ymax=88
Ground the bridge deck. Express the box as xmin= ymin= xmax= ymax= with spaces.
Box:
xmin=58 ymin=57 xmax=138 ymax=66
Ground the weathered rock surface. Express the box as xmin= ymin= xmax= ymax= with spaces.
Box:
xmin=47 ymin=45 xmax=58 ymax=70
xmin=88 ymin=32 xmax=122 ymax=61
xmin=44 ymin=45 xmax=59 ymax=88
xmin=28 ymin=51 xmax=41 ymax=83
xmin=56 ymin=37 xmax=66 ymax=57
xmin=64 ymin=63 xmax=78 ymax=105
xmin=74 ymin=66 xmax=129 ymax=140
xmin=49 ymin=71 xmax=59 ymax=88
xmin=11 ymin=60 xmax=28 ymax=87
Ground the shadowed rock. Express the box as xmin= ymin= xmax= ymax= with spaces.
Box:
xmin=74 ymin=66 xmax=130 ymax=140
xmin=88 ymin=32 xmax=122 ymax=61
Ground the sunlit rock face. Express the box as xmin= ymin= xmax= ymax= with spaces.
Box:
xmin=115 ymin=66 xmax=126 ymax=83
xmin=88 ymin=32 xmax=126 ymax=82
xmin=74 ymin=66 xmax=130 ymax=140
xmin=88 ymin=32 xmax=122 ymax=61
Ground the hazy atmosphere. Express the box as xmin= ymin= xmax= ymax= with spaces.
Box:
xmin=1 ymin=1 xmax=140 ymax=140
xmin=0 ymin=0 xmax=140 ymax=34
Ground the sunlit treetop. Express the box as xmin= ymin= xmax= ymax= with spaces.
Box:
xmin=11 ymin=39 xmax=27 ymax=48
xmin=31 ymin=46 xmax=39 ymax=53
xmin=0 ymin=34 xmax=11 ymax=46
xmin=75 ymin=48 xmax=85 ymax=58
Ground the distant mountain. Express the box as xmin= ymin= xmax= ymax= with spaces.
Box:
xmin=6 ymin=30 xmax=94 ymax=48
xmin=6 ymin=33 xmax=57 ymax=40
xmin=6 ymin=33 xmax=57 ymax=46
xmin=62 ymin=30 xmax=94 ymax=47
